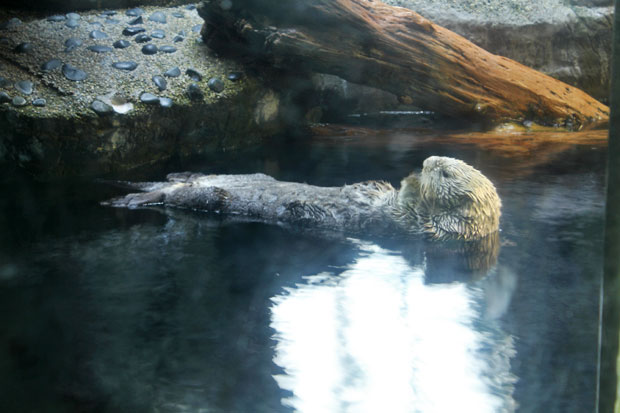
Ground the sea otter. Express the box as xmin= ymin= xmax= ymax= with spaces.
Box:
xmin=104 ymin=156 xmax=501 ymax=241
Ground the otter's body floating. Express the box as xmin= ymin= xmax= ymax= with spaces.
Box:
xmin=104 ymin=156 xmax=501 ymax=240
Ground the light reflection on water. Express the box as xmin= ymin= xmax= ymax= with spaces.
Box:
xmin=270 ymin=242 xmax=517 ymax=413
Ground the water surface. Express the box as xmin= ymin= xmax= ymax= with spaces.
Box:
xmin=0 ymin=127 xmax=606 ymax=412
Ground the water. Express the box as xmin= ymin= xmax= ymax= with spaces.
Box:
xmin=0 ymin=127 xmax=607 ymax=412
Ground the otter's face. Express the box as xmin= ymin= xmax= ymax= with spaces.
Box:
xmin=419 ymin=156 xmax=501 ymax=240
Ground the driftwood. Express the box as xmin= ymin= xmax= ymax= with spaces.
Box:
xmin=198 ymin=0 xmax=609 ymax=128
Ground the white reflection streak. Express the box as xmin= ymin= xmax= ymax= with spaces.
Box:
xmin=271 ymin=244 xmax=511 ymax=413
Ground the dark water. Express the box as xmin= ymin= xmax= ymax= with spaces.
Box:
xmin=0 ymin=129 xmax=606 ymax=412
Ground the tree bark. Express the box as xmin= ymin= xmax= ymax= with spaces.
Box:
xmin=198 ymin=0 xmax=609 ymax=128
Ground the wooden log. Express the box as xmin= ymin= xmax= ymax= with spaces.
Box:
xmin=198 ymin=0 xmax=609 ymax=128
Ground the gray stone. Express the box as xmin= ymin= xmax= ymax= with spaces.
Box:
xmin=91 ymin=99 xmax=113 ymax=115
xmin=89 ymin=30 xmax=108 ymax=40
xmin=101 ymin=10 xmax=117 ymax=16
xmin=14 ymin=80 xmax=33 ymax=95
xmin=185 ymin=4 xmax=197 ymax=10
xmin=152 ymin=75 xmax=167 ymax=91
xmin=112 ymin=61 xmax=138 ymax=71
xmin=159 ymin=46 xmax=177 ymax=54
xmin=0 ymin=76 xmax=9 ymax=87
xmin=141 ymin=44 xmax=158 ymax=55
xmin=208 ymin=77 xmax=225 ymax=93
xmin=135 ymin=34 xmax=152 ymax=43
xmin=11 ymin=96 xmax=27 ymax=107
xmin=64 ymin=37 xmax=82 ymax=52
xmin=227 ymin=72 xmax=243 ymax=81
xmin=62 ymin=64 xmax=87 ymax=81
xmin=122 ymin=27 xmax=145 ymax=36
xmin=41 ymin=59 xmax=62 ymax=72
xmin=172 ymin=12 xmax=185 ymax=18
xmin=14 ymin=42 xmax=32 ymax=53
xmin=173 ymin=35 xmax=184 ymax=43
xmin=151 ymin=29 xmax=165 ymax=39
xmin=140 ymin=92 xmax=159 ymax=103
xmin=65 ymin=19 xmax=79 ymax=29
xmin=47 ymin=15 xmax=66 ymax=22
xmin=129 ymin=16 xmax=143 ymax=25
xmin=187 ymin=83 xmax=203 ymax=101
xmin=65 ymin=13 xmax=80 ymax=20
xmin=32 ymin=98 xmax=46 ymax=107
xmin=191 ymin=24 xmax=202 ymax=33
xmin=126 ymin=8 xmax=144 ymax=17
xmin=159 ymin=97 xmax=173 ymax=108
xmin=186 ymin=68 xmax=202 ymax=81
xmin=104 ymin=18 xmax=120 ymax=25
xmin=0 ymin=91 xmax=11 ymax=103
xmin=149 ymin=12 xmax=167 ymax=24
xmin=113 ymin=39 xmax=130 ymax=49
xmin=87 ymin=45 xmax=112 ymax=53
xmin=164 ymin=67 xmax=181 ymax=77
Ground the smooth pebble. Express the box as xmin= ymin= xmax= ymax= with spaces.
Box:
xmin=129 ymin=16 xmax=143 ymax=25
xmin=122 ymin=26 xmax=145 ymax=36
xmin=47 ymin=15 xmax=66 ymax=22
xmin=135 ymin=34 xmax=152 ymax=43
xmin=151 ymin=29 xmax=165 ymax=39
xmin=149 ymin=12 xmax=167 ymax=24
xmin=89 ymin=30 xmax=108 ymax=39
xmin=164 ymin=67 xmax=181 ymax=77
xmin=112 ymin=61 xmax=138 ymax=71
xmin=152 ymin=75 xmax=167 ymax=91
xmin=187 ymin=83 xmax=203 ymax=101
xmin=0 ymin=91 xmax=11 ymax=103
xmin=126 ymin=8 xmax=144 ymax=17
xmin=62 ymin=64 xmax=87 ymax=81
xmin=41 ymin=59 xmax=62 ymax=72
xmin=141 ymin=44 xmax=158 ymax=55
xmin=65 ymin=19 xmax=79 ymax=28
xmin=12 ymin=96 xmax=27 ymax=107
xmin=208 ymin=77 xmax=225 ymax=93
xmin=159 ymin=97 xmax=173 ymax=107
xmin=186 ymin=68 xmax=202 ymax=81
xmin=159 ymin=45 xmax=176 ymax=53
xmin=14 ymin=42 xmax=32 ymax=53
xmin=91 ymin=99 xmax=113 ymax=115
xmin=140 ymin=92 xmax=159 ymax=103
xmin=32 ymin=98 xmax=46 ymax=107
xmin=14 ymin=80 xmax=33 ymax=95
xmin=113 ymin=39 xmax=130 ymax=49
xmin=87 ymin=45 xmax=112 ymax=53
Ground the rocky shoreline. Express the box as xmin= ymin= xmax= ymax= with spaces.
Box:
xmin=0 ymin=4 xmax=282 ymax=176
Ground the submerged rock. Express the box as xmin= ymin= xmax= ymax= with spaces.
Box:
xmin=65 ymin=19 xmax=79 ymax=29
xmin=32 ymin=98 xmax=46 ymax=107
xmin=0 ymin=92 xmax=10 ymax=103
xmin=64 ymin=37 xmax=82 ymax=52
xmin=159 ymin=45 xmax=177 ymax=54
xmin=149 ymin=12 xmax=167 ymax=24
xmin=159 ymin=97 xmax=173 ymax=107
xmin=135 ymin=34 xmax=152 ymax=43
xmin=141 ymin=44 xmax=158 ymax=55
xmin=89 ymin=30 xmax=108 ymax=39
xmin=14 ymin=42 xmax=32 ymax=54
xmin=164 ymin=67 xmax=181 ymax=77
xmin=11 ymin=96 xmax=26 ymax=107
xmin=152 ymin=75 xmax=167 ymax=91
xmin=129 ymin=16 xmax=144 ymax=25
xmin=151 ymin=29 xmax=166 ymax=39
xmin=186 ymin=68 xmax=202 ymax=81
xmin=122 ymin=27 xmax=145 ymax=36
xmin=87 ymin=45 xmax=112 ymax=53
xmin=187 ymin=83 xmax=203 ymax=100
xmin=140 ymin=92 xmax=159 ymax=104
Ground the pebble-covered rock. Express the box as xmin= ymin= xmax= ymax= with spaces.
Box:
xmin=152 ymin=75 xmax=167 ymax=91
xmin=87 ymin=45 xmax=113 ymax=53
xmin=62 ymin=64 xmax=87 ymax=81
xmin=0 ymin=91 xmax=11 ymax=103
xmin=164 ymin=67 xmax=181 ymax=77
xmin=89 ymin=30 xmax=108 ymax=39
xmin=113 ymin=39 xmax=130 ymax=49
xmin=126 ymin=8 xmax=144 ymax=17
xmin=129 ymin=16 xmax=143 ymax=25
xmin=65 ymin=19 xmax=79 ymax=29
xmin=186 ymin=68 xmax=202 ymax=81
xmin=41 ymin=59 xmax=62 ymax=72
xmin=173 ymin=35 xmax=184 ymax=43
xmin=32 ymin=98 xmax=46 ymax=107
xmin=187 ymin=83 xmax=203 ymax=101
xmin=149 ymin=12 xmax=167 ymax=24
xmin=12 ymin=96 xmax=27 ymax=107
xmin=47 ymin=15 xmax=66 ymax=22
xmin=112 ymin=61 xmax=138 ymax=71
xmin=159 ymin=97 xmax=173 ymax=108
xmin=14 ymin=42 xmax=32 ymax=54
xmin=135 ymin=34 xmax=152 ymax=43
xmin=227 ymin=72 xmax=243 ymax=81
xmin=14 ymin=80 xmax=33 ymax=95
xmin=159 ymin=46 xmax=177 ymax=54
xmin=64 ymin=37 xmax=82 ymax=52
xmin=122 ymin=27 xmax=145 ymax=36
xmin=140 ymin=92 xmax=159 ymax=103
xmin=151 ymin=29 xmax=165 ymax=39
xmin=141 ymin=44 xmax=158 ymax=55
xmin=66 ymin=13 xmax=80 ymax=20
xmin=91 ymin=99 xmax=113 ymax=115
xmin=208 ymin=77 xmax=225 ymax=93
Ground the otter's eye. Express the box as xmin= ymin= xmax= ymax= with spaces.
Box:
xmin=441 ymin=169 xmax=450 ymax=178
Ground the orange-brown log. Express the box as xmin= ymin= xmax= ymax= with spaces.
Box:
xmin=198 ymin=0 xmax=609 ymax=128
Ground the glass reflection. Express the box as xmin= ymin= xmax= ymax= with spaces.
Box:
xmin=270 ymin=242 xmax=517 ymax=413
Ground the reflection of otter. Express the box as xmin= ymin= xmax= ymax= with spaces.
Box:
xmin=105 ymin=156 xmax=501 ymax=241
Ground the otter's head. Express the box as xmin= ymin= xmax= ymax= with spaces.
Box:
xmin=418 ymin=156 xmax=501 ymax=240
